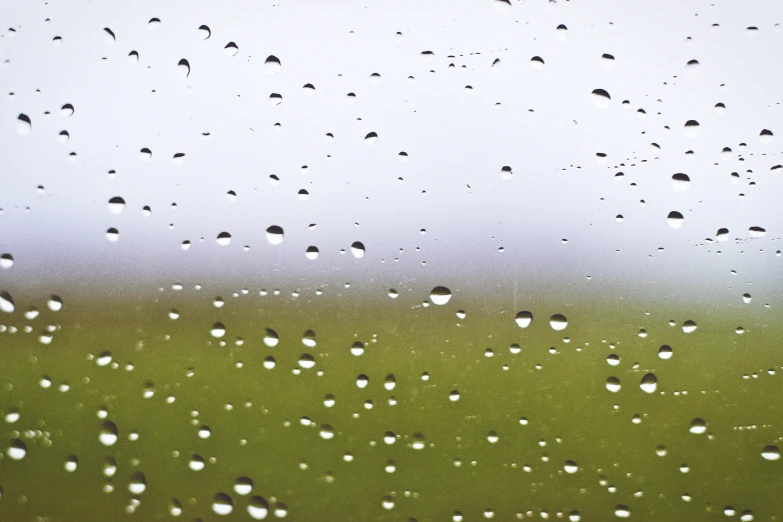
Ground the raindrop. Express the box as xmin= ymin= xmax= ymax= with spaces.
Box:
xmin=128 ymin=50 xmax=139 ymax=63
xmin=684 ymin=120 xmax=700 ymax=138
xmin=108 ymin=197 xmax=125 ymax=214
xmin=269 ymin=93 xmax=283 ymax=106
xmin=266 ymin=226 xmax=284 ymax=245
xmin=430 ymin=286 xmax=452 ymax=305
xmin=500 ymin=166 xmax=513 ymax=180
xmin=420 ymin=50 xmax=435 ymax=62
xmin=234 ymin=477 xmax=254 ymax=495
xmin=350 ymin=341 xmax=365 ymax=356
xmin=248 ymin=496 xmax=269 ymax=519
xmin=59 ymin=130 xmax=69 ymax=141
xmin=216 ymin=232 xmax=232 ymax=246
xmin=301 ymin=330 xmax=316 ymax=347
xmin=224 ymin=42 xmax=238 ymax=56
xmin=128 ymin=472 xmax=147 ymax=494
xmin=530 ymin=56 xmax=545 ymax=68
xmin=351 ymin=242 xmax=365 ymax=258
xmin=760 ymin=129 xmax=774 ymax=144
xmin=305 ymin=246 xmax=319 ymax=260
xmin=7 ymin=439 xmax=27 ymax=460
xmin=761 ymin=445 xmax=780 ymax=461
xmin=319 ymin=424 xmax=334 ymax=439
xmin=177 ymin=59 xmax=190 ymax=79
xmin=47 ymin=295 xmax=63 ymax=311
xmin=198 ymin=25 xmax=211 ymax=39
xmin=748 ymin=226 xmax=766 ymax=238
xmin=716 ymin=228 xmax=729 ymax=241
xmin=689 ymin=418 xmax=707 ymax=434
xmin=601 ymin=53 xmax=615 ymax=68
xmin=106 ymin=228 xmax=119 ymax=242
xmin=682 ymin=320 xmax=697 ymax=333
xmin=103 ymin=27 xmax=115 ymax=43
xmin=189 ymin=454 xmax=205 ymax=471
xmin=658 ymin=345 xmax=673 ymax=359
xmin=549 ymin=314 xmax=568 ymax=331
xmin=263 ymin=328 xmax=279 ymax=347
xmin=364 ymin=132 xmax=378 ymax=145
xmin=742 ymin=293 xmax=752 ymax=304
xmin=640 ymin=373 xmax=657 ymax=393
xmin=564 ymin=460 xmax=578 ymax=474
xmin=591 ymin=89 xmax=611 ymax=108
xmin=99 ymin=420 xmax=118 ymax=446
xmin=0 ymin=290 xmax=15 ymax=313
xmin=667 ymin=211 xmax=684 ymax=229
xmin=264 ymin=55 xmax=281 ymax=74
xmin=64 ymin=454 xmax=78 ymax=472
xmin=211 ymin=322 xmax=226 ymax=338
xmin=140 ymin=148 xmax=152 ymax=161
xmin=16 ymin=113 xmax=31 ymax=134
xmin=212 ymin=493 xmax=234 ymax=516
xmin=515 ymin=311 xmax=533 ymax=328
xmin=606 ymin=376 xmax=621 ymax=393
xmin=61 ymin=103 xmax=74 ymax=116
xmin=615 ymin=505 xmax=631 ymax=518
xmin=356 ymin=374 xmax=369 ymax=388
xmin=147 ymin=18 xmax=161 ymax=29
xmin=299 ymin=353 xmax=316 ymax=369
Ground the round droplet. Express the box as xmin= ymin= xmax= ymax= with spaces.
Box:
xmin=234 ymin=477 xmax=254 ymax=496
xmin=269 ymin=93 xmax=282 ymax=106
xmin=96 ymin=351 xmax=112 ymax=367
xmin=216 ymin=232 xmax=232 ymax=246
xmin=299 ymin=353 xmax=316 ymax=369
xmin=247 ymin=496 xmax=269 ymax=520
xmin=140 ymin=147 xmax=152 ymax=161
xmin=103 ymin=27 xmax=116 ymax=43
xmin=682 ymin=320 xmax=697 ymax=333
xmin=667 ymin=211 xmax=684 ymax=228
xmin=0 ymin=290 xmax=15 ymax=313
xmin=61 ymin=103 xmax=75 ymax=116
xmin=530 ymin=56 xmax=545 ymax=69
xmin=564 ymin=460 xmax=578 ymax=474
xmin=684 ymin=120 xmax=700 ymax=138
xmin=606 ymin=376 xmax=621 ymax=393
xmin=264 ymin=55 xmax=281 ymax=75
xmin=658 ymin=345 xmax=673 ymax=359
xmin=356 ymin=374 xmax=369 ymax=389
xmin=212 ymin=493 xmax=234 ymax=516
xmin=189 ymin=454 xmax=205 ymax=471
xmin=177 ymin=59 xmax=190 ymax=79
xmin=106 ymin=228 xmax=119 ymax=242
xmin=549 ymin=314 xmax=568 ymax=331
xmin=689 ymin=418 xmax=707 ymax=434
xmin=266 ymin=226 xmax=284 ymax=245
xmin=364 ymin=132 xmax=378 ymax=145
xmin=224 ymin=42 xmax=238 ymax=56
xmin=640 ymin=373 xmax=657 ymax=393
xmin=671 ymin=173 xmax=690 ymax=193
xmin=47 ymin=295 xmax=63 ymax=311
xmin=7 ymin=438 xmax=27 ymax=460
xmin=198 ymin=25 xmax=211 ymax=39
xmin=211 ymin=322 xmax=226 ymax=338
xmin=500 ymin=166 xmax=513 ymax=180
xmin=761 ymin=445 xmax=780 ymax=461
xmin=64 ymin=454 xmax=78 ymax=472
xmin=749 ymin=226 xmax=766 ymax=238
xmin=17 ymin=113 xmax=31 ymax=134
xmin=515 ymin=311 xmax=533 ymax=328
xmin=420 ymin=50 xmax=435 ymax=62
xmin=351 ymin=242 xmax=365 ymax=258
xmin=591 ymin=89 xmax=611 ymax=108
xmin=263 ymin=328 xmax=279 ymax=347
xmin=99 ymin=420 xmax=118 ymax=446
xmin=301 ymin=330 xmax=316 ymax=347
xmin=430 ymin=286 xmax=452 ymax=305
xmin=615 ymin=505 xmax=631 ymax=518
xmin=305 ymin=246 xmax=319 ymax=260
xmin=319 ymin=424 xmax=334 ymax=439
xmin=760 ymin=129 xmax=774 ymax=145
xmin=108 ymin=197 xmax=125 ymax=214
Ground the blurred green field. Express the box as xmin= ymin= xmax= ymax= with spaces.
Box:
xmin=1 ymin=291 xmax=781 ymax=521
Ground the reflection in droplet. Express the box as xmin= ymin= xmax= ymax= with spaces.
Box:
xmin=305 ymin=246 xmax=319 ymax=260
xmin=351 ymin=242 xmax=365 ymax=258
xmin=364 ymin=132 xmax=378 ymax=145
xmin=177 ymin=59 xmax=190 ymax=79
xmin=515 ymin=311 xmax=533 ymax=328
xmin=640 ymin=373 xmax=657 ymax=393
xmin=761 ymin=445 xmax=780 ymax=461
xmin=212 ymin=493 xmax=234 ymax=516
xmin=108 ymin=196 xmax=125 ymax=214
xmin=760 ymin=129 xmax=774 ymax=144
xmin=216 ymin=232 xmax=232 ymax=246
xmin=269 ymin=93 xmax=283 ymax=106
xmin=264 ymin=55 xmax=281 ymax=75
xmin=263 ymin=328 xmax=279 ymax=347
xmin=266 ymin=226 xmax=284 ymax=245
xmin=7 ymin=439 xmax=27 ymax=460
xmin=549 ymin=314 xmax=568 ymax=331
xmin=99 ymin=420 xmax=118 ymax=446
xmin=658 ymin=345 xmax=673 ymax=359
xmin=683 ymin=120 xmax=700 ymax=138
xmin=671 ymin=173 xmax=690 ymax=193
xmin=748 ymin=226 xmax=766 ymax=238
xmin=106 ymin=228 xmax=119 ymax=242
xmin=682 ymin=320 xmax=697 ymax=333
xmin=0 ymin=290 xmax=15 ymax=313
xmin=211 ymin=322 xmax=226 ymax=338
xmin=48 ymin=295 xmax=63 ymax=311
xmin=606 ymin=376 xmax=621 ymax=393
xmin=689 ymin=418 xmax=707 ymax=434
xmin=667 ymin=211 xmax=684 ymax=229
xmin=430 ymin=286 xmax=452 ymax=305
xmin=61 ymin=103 xmax=75 ymax=116
xmin=564 ymin=460 xmax=578 ymax=474
xmin=224 ymin=42 xmax=239 ymax=56
xmin=248 ymin=495 xmax=269 ymax=519
xmin=530 ymin=56 xmax=545 ymax=69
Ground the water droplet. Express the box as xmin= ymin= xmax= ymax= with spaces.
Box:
xmin=211 ymin=322 xmax=226 ymax=338
xmin=234 ymin=477 xmax=253 ymax=495
xmin=108 ymin=196 xmax=125 ymax=214
xmin=266 ymin=226 xmax=284 ymax=245
xmin=549 ymin=314 xmax=568 ymax=331
xmin=515 ymin=311 xmax=533 ymax=328
xmin=564 ymin=460 xmax=578 ymax=474
xmin=198 ymin=425 xmax=211 ymax=439
xmin=667 ymin=211 xmax=684 ymax=229
xmin=216 ymin=232 xmax=232 ymax=246
xmin=269 ymin=93 xmax=283 ymax=106
xmin=364 ymin=132 xmax=378 ymax=145
xmin=61 ymin=103 xmax=75 ymax=117
xmin=140 ymin=147 xmax=152 ymax=161
xmin=761 ymin=445 xmax=780 ymax=461
xmin=177 ymin=59 xmax=190 ymax=79
xmin=305 ymin=246 xmax=319 ymax=260
xmin=689 ymin=418 xmax=707 ymax=434
xmin=224 ymin=42 xmax=239 ymax=56
xmin=606 ymin=376 xmax=621 ymax=393
xmin=198 ymin=25 xmax=211 ymax=39
xmin=601 ymin=53 xmax=615 ymax=68
xmin=64 ymin=454 xmax=78 ymax=472
xmin=17 ymin=113 xmax=31 ymax=134
xmin=106 ymin=228 xmax=119 ymax=242
xmin=671 ymin=173 xmax=690 ymax=193
xmin=96 ymin=351 xmax=112 ymax=367
xmin=99 ymin=420 xmax=118 ymax=446
xmin=319 ymin=424 xmax=334 ymax=439
xmin=147 ymin=18 xmax=161 ymax=29
xmin=530 ymin=56 xmax=545 ymax=69
xmin=760 ymin=129 xmax=774 ymax=144
xmin=103 ymin=27 xmax=116 ymax=44
xmin=189 ymin=454 xmax=205 ymax=471
xmin=500 ymin=166 xmax=513 ymax=180
xmin=212 ymin=493 xmax=234 ymax=515
xmin=658 ymin=345 xmax=673 ymax=359
xmin=749 ymin=226 xmax=766 ymax=238
xmin=7 ymin=439 xmax=27 ymax=460
xmin=263 ymin=328 xmax=279 ymax=347
xmin=640 ymin=373 xmax=657 ymax=393
xmin=430 ymin=286 xmax=452 ymax=305
xmin=591 ymin=89 xmax=611 ymax=108
xmin=0 ymin=290 xmax=15 ymax=313
xmin=247 ymin=496 xmax=269 ymax=519
xmin=682 ymin=320 xmax=697 ymax=333
xmin=351 ymin=242 xmax=365 ymax=258
xmin=301 ymin=330 xmax=316 ymax=347
xmin=684 ymin=120 xmax=700 ymax=138
xmin=615 ymin=505 xmax=631 ymax=518
xmin=264 ymin=55 xmax=281 ymax=75
xmin=47 ymin=295 xmax=63 ymax=311
xmin=356 ymin=374 xmax=369 ymax=388
xmin=0 ymin=254 xmax=14 ymax=270
xmin=299 ymin=353 xmax=316 ymax=369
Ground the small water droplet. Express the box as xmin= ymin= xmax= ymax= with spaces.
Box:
xmin=177 ymin=59 xmax=190 ymax=79
xmin=224 ymin=42 xmax=239 ymax=56
xmin=0 ymin=290 xmax=15 ymax=313
xmin=211 ymin=322 xmax=226 ymax=338
xmin=549 ymin=314 xmax=568 ymax=331
xmin=198 ymin=25 xmax=211 ymax=39
xmin=264 ymin=55 xmax=281 ymax=75
xmin=761 ymin=445 xmax=780 ymax=461
xmin=16 ymin=113 xmax=31 ymax=134
xmin=99 ymin=420 xmax=118 ymax=446
xmin=108 ymin=197 xmax=125 ymax=214
xmin=6 ymin=439 xmax=27 ymax=460
xmin=682 ymin=320 xmax=697 ymax=333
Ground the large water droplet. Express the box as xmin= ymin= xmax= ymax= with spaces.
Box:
xmin=211 ymin=322 xmax=226 ymax=338
xmin=47 ymin=295 xmax=63 ymax=311
xmin=234 ymin=477 xmax=254 ymax=495
xmin=364 ymin=132 xmax=378 ymax=145
xmin=515 ymin=311 xmax=533 ymax=328
xmin=640 ymin=373 xmax=657 ymax=393
xmin=212 ymin=493 xmax=234 ymax=516
xmin=108 ymin=197 xmax=125 ymax=214
xmin=549 ymin=314 xmax=568 ymax=331
xmin=689 ymin=418 xmax=707 ymax=434
xmin=430 ymin=286 xmax=452 ymax=305
xmin=224 ymin=42 xmax=239 ymax=56
xmin=748 ymin=226 xmax=766 ymax=238
xmin=351 ymin=242 xmax=365 ymax=258
xmin=667 ymin=211 xmax=684 ymax=228
xmin=760 ymin=129 xmax=774 ymax=144
xmin=0 ymin=290 xmax=15 ymax=313
xmin=99 ymin=420 xmax=118 ymax=446
xmin=683 ymin=120 xmax=700 ymax=138
xmin=266 ymin=226 xmax=284 ymax=245
xmin=7 ymin=439 xmax=27 ymax=460
xmin=682 ymin=320 xmax=697 ymax=333
xmin=761 ymin=445 xmax=780 ymax=461
xmin=671 ymin=173 xmax=690 ymax=192
xmin=264 ymin=55 xmax=281 ymax=75
xmin=591 ymin=89 xmax=611 ymax=108
xmin=564 ymin=460 xmax=579 ymax=474
xmin=177 ymin=59 xmax=190 ymax=79
xmin=198 ymin=25 xmax=211 ymax=39
xmin=263 ymin=328 xmax=279 ymax=347
xmin=606 ymin=376 xmax=621 ymax=393
xmin=216 ymin=232 xmax=232 ymax=246
xmin=247 ymin=496 xmax=269 ymax=519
